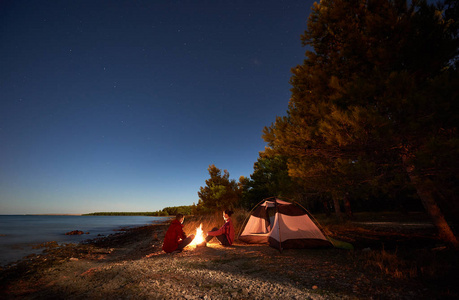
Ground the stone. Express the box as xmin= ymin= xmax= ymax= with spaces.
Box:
xmin=65 ymin=230 xmax=86 ymax=235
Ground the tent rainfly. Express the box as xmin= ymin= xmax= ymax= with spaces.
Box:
xmin=238 ymin=198 xmax=332 ymax=251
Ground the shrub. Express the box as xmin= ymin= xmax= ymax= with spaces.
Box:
xmin=182 ymin=209 xmax=249 ymax=241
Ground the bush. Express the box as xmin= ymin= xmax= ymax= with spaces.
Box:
xmin=182 ymin=209 xmax=249 ymax=240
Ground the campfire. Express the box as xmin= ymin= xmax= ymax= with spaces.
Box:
xmin=191 ymin=223 xmax=206 ymax=247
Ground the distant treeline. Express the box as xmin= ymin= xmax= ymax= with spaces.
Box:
xmin=84 ymin=205 xmax=193 ymax=216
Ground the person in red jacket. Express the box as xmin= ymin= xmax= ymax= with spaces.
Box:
xmin=162 ymin=214 xmax=195 ymax=253
xmin=205 ymin=210 xmax=234 ymax=246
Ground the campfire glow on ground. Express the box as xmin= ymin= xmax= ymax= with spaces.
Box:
xmin=191 ymin=223 xmax=205 ymax=246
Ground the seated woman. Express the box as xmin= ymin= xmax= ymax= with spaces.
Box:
xmin=162 ymin=214 xmax=195 ymax=253
xmin=205 ymin=210 xmax=234 ymax=246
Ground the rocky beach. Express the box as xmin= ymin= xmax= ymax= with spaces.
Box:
xmin=1 ymin=218 xmax=458 ymax=299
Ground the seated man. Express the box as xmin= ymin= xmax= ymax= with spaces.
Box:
xmin=162 ymin=214 xmax=195 ymax=253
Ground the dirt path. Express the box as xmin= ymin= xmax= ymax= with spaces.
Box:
xmin=0 ymin=223 xmax=457 ymax=299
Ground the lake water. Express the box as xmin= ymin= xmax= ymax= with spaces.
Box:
xmin=0 ymin=215 xmax=170 ymax=266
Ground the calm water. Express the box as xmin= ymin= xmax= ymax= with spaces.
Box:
xmin=0 ymin=215 xmax=170 ymax=266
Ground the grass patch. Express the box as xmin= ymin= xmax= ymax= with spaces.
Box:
xmin=358 ymin=247 xmax=458 ymax=283
xmin=361 ymin=248 xmax=417 ymax=279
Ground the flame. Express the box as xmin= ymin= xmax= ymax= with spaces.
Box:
xmin=191 ymin=223 xmax=205 ymax=245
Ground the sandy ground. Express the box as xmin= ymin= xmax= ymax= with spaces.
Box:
xmin=0 ymin=221 xmax=458 ymax=299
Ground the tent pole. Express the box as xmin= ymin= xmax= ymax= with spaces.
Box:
xmin=275 ymin=198 xmax=283 ymax=253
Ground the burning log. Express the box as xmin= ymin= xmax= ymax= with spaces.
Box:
xmin=195 ymin=241 xmax=207 ymax=248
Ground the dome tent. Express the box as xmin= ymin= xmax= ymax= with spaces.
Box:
xmin=238 ymin=198 xmax=333 ymax=251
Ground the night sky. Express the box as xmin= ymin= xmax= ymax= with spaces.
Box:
xmin=1 ymin=0 xmax=314 ymax=214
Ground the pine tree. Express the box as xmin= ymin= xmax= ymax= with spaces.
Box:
xmin=197 ymin=165 xmax=241 ymax=213
xmin=264 ymin=0 xmax=459 ymax=246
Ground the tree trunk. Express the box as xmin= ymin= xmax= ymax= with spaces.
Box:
xmin=332 ymin=194 xmax=344 ymax=219
xmin=322 ymin=196 xmax=331 ymax=217
xmin=343 ymin=193 xmax=353 ymax=219
xmin=404 ymin=157 xmax=459 ymax=249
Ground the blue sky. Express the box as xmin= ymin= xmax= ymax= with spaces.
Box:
xmin=1 ymin=0 xmax=315 ymax=214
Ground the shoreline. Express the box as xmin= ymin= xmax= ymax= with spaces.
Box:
xmin=1 ymin=220 xmax=458 ymax=299
xmin=0 ymin=216 xmax=170 ymax=267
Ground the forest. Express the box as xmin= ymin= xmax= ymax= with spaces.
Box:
xmin=83 ymin=205 xmax=193 ymax=216
xmin=194 ymin=0 xmax=459 ymax=248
